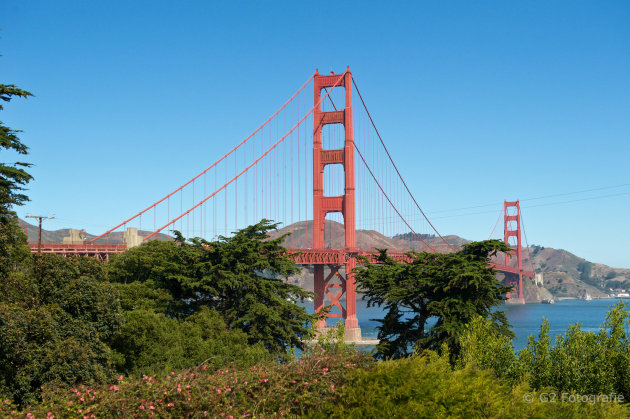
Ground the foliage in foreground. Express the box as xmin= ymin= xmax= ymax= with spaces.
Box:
xmin=354 ymin=240 xmax=513 ymax=360
xmin=0 ymin=342 xmax=373 ymax=418
xmin=460 ymin=300 xmax=630 ymax=400
xmin=109 ymin=307 xmax=270 ymax=377
xmin=3 ymin=344 xmax=627 ymax=419
xmin=0 ymin=255 xmax=122 ymax=406
xmin=318 ymin=351 xmax=628 ymax=419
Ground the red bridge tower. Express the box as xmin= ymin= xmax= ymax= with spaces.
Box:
xmin=312 ymin=68 xmax=361 ymax=341
xmin=504 ymin=200 xmax=525 ymax=303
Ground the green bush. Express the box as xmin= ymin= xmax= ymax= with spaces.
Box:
xmin=318 ymin=352 xmax=628 ymax=418
xmin=457 ymin=316 xmax=519 ymax=381
xmin=459 ymin=302 xmax=630 ymax=402
xmin=518 ymin=301 xmax=630 ymax=397
xmin=0 ymin=343 xmax=373 ymax=417
xmin=110 ymin=307 xmax=270 ymax=377
xmin=0 ymin=255 xmax=122 ymax=405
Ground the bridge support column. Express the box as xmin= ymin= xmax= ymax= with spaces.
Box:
xmin=504 ymin=201 xmax=525 ymax=304
xmin=123 ymin=227 xmax=142 ymax=248
xmin=312 ymin=68 xmax=361 ymax=340
xmin=313 ymin=265 xmax=326 ymax=329
xmin=344 ymin=257 xmax=361 ymax=341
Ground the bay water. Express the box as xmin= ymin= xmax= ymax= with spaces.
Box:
xmin=308 ymin=298 xmax=626 ymax=351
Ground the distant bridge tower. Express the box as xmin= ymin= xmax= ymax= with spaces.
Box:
xmin=312 ymin=68 xmax=361 ymax=341
xmin=504 ymin=200 xmax=524 ymax=303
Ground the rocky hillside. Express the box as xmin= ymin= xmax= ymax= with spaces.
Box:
xmin=520 ymin=245 xmax=630 ymax=301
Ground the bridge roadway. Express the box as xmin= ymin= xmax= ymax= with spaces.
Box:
xmin=28 ymin=244 xmax=533 ymax=278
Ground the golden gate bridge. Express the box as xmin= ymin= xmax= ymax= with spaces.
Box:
xmin=28 ymin=68 xmax=534 ymax=340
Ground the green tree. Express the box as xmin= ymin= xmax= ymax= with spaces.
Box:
xmin=354 ymin=240 xmax=513 ymax=360
xmin=109 ymin=307 xmax=269 ymax=376
xmin=0 ymin=255 xmax=122 ymax=405
xmin=108 ymin=220 xmax=315 ymax=357
xmin=0 ymin=83 xmax=33 ymax=274
xmin=0 ymin=83 xmax=33 ymax=217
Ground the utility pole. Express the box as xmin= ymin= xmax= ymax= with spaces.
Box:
xmin=25 ymin=215 xmax=55 ymax=253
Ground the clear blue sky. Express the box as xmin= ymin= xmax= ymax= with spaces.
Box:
xmin=2 ymin=1 xmax=629 ymax=267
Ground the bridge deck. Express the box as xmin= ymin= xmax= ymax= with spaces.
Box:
xmin=28 ymin=244 xmax=530 ymax=277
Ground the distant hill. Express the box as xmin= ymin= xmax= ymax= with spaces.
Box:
xmin=271 ymin=220 xmax=630 ymax=302
xmin=19 ymin=218 xmax=630 ymax=303
xmin=18 ymin=219 xmax=173 ymax=245
xmin=270 ymin=220 xmax=460 ymax=253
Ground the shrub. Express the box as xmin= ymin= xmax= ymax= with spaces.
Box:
xmin=518 ymin=301 xmax=630 ymax=398
xmin=457 ymin=316 xmax=519 ymax=381
xmin=110 ymin=308 xmax=270 ymax=377
xmin=0 ymin=343 xmax=373 ymax=417
xmin=0 ymin=255 xmax=122 ymax=405
xmin=459 ymin=301 xmax=630 ymax=402
xmin=318 ymin=352 xmax=628 ymax=418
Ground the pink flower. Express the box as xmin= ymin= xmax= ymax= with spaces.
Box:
xmin=202 ymin=365 xmax=207 ymax=370
xmin=171 ymin=371 xmax=175 ymax=376
xmin=244 ymin=381 xmax=248 ymax=385
xmin=149 ymin=406 xmax=155 ymax=410
xmin=80 ymin=398 xmax=84 ymax=402
xmin=331 ymin=384 xmax=335 ymax=392
xmin=216 ymin=389 xmax=222 ymax=394
xmin=140 ymin=405 xmax=145 ymax=410
xmin=118 ymin=375 xmax=123 ymax=381
xmin=177 ymin=387 xmax=182 ymax=393
xmin=66 ymin=401 xmax=72 ymax=406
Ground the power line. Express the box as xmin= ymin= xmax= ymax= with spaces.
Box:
xmin=426 ymin=183 xmax=630 ymax=215
xmin=430 ymin=190 xmax=630 ymax=220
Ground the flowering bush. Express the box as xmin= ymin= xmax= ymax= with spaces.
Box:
xmin=0 ymin=343 xmax=373 ymax=418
